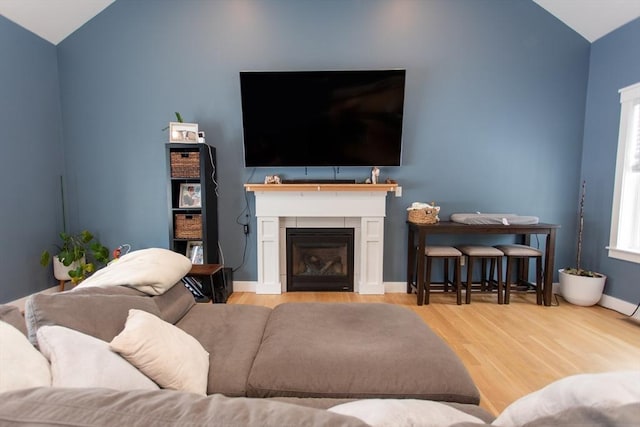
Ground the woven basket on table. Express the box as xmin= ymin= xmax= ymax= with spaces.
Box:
xmin=407 ymin=208 xmax=439 ymax=224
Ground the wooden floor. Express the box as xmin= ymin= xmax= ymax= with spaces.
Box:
xmin=228 ymin=291 xmax=640 ymax=416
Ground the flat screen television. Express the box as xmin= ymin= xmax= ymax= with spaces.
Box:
xmin=239 ymin=70 xmax=406 ymax=167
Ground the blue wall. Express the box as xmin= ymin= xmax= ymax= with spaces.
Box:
xmin=581 ymin=17 xmax=640 ymax=304
xmin=0 ymin=16 xmax=64 ymax=301
xmin=2 ymin=0 xmax=597 ymax=302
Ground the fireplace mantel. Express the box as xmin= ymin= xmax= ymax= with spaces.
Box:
xmin=245 ymin=183 xmax=398 ymax=294
xmin=244 ymin=183 xmax=398 ymax=192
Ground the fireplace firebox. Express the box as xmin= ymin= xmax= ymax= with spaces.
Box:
xmin=286 ymin=228 xmax=354 ymax=292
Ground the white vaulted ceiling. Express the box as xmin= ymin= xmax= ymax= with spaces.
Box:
xmin=0 ymin=0 xmax=640 ymax=45
xmin=0 ymin=0 xmax=114 ymax=45
xmin=533 ymin=0 xmax=640 ymax=42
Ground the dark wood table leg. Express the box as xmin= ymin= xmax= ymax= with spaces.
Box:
xmin=544 ymin=229 xmax=556 ymax=306
xmin=521 ymin=234 xmax=531 ymax=283
xmin=407 ymin=226 xmax=415 ymax=294
xmin=416 ymin=230 xmax=426 ymax=306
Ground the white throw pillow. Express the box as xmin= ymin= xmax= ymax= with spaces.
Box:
xmin=110 ymin=309 xmax=209 ymax=395
xmin=36 ymin=325 xmax=159 ymax=390
xmin=75 ymin=248 xmax=192 ymax=295
xmin=328 ymin=399 xmax=484 ymax=427
xmin=493 ymin=371 xmax=640 ymax=426
xmin=0 ymin=320 xmax=51 ymax=392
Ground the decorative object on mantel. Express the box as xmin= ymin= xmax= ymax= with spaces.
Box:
xmin=407 ymin=202 xmax=440 ymax=224
xmin=559 ymin=180 xmax=606 ymax=306
xmin=371 ymin=166 xmax=380 ymax=184
xmin=264 ymin=175 xmax=282 ymax=184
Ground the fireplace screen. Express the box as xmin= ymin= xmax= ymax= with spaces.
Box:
xmin=286 ymin=228 xmax=354 ymax=292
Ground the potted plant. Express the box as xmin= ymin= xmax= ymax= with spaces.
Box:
xmin=559 ymin=181 xmax=607 ymax=306
xmin=40 ymin=230 xmax=110 ymax=285
xmin=162 ymin=111 xmax=184 ymax=131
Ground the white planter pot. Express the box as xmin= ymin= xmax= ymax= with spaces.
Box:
xmin=558 ymin=269 xmax=606 ymax=306
xmin=53 ymin=256 xmax=85 ymax=281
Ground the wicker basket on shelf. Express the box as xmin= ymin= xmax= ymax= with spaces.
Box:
xmin=407 ymin=202 xmax=440 ymax=224
xmin=170 ymin=152 xmax=200 ymax=178
xmin=174 ymin=214 xmax=203 ymax=239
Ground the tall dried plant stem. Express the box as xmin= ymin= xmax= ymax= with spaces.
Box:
xmin=576 ymin=180 xmax=586 ymax=271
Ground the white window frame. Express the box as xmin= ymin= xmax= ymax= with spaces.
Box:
xmin=609 ymin=81 xmax=640 ymax=264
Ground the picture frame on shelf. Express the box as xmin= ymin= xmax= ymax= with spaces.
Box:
xmin=178 ymin=183 xmax=201 ymax=208
xmin=186 ymin=241 xmax=204 ymax=264
xmin=169 ymin=122 xmax=199 ymax=143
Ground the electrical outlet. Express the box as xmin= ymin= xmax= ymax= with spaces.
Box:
xmin=243 ymin=224 xmax=249 ymax=235
xmin=395 ymin=186 xmax=402 ymax=197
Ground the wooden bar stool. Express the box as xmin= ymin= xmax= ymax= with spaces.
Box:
xmin=422 ymin=246 xmax=463 ymax=305
xmin=494 ymin=244 xmax=543 ymax=305
xmin=455 ymin=245 xmax=504 ymax=304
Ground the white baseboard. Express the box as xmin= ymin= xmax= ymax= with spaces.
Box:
xmin=553 ymin=281 xmax=638 ymax=317
xmin=384 ymin=282 xmax=408 ymax=293
xmin=233 ymin=281 xmax=256 ymax=293
xmin=598 ymin=293 xmax=640 ymax=317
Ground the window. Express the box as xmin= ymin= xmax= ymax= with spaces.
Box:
xmin=609 ymin=82 xmax=640 ymax=264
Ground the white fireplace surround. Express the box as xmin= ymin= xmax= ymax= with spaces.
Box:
xmin=245 ymin=184 xmax=397 ymax=294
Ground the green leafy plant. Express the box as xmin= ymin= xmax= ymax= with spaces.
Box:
xmin=162 ymin=112 xmax=184 ymax=131
xmin=40 ymin=230 xmax=110 ymax=284
xmin=564 ymin=181 xmax=603 ymax=278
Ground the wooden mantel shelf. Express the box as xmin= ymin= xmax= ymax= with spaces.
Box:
xmin=244 ymin=183 xmax=398 ymax=192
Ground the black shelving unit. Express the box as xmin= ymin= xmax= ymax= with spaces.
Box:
xmin=166 ymin=143 xmax=219 ymax=265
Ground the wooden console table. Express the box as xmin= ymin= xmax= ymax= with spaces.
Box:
xmin=406 ymin=221 xmax=560 ymax=306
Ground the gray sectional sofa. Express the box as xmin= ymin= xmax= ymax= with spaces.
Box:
xmin=22 ymin=282 xmax=481 ymax=403
xmin=2 ymin=282 xmax=637 ymax=426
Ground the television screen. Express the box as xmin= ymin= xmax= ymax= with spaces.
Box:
xmin=240 ymin=70 xmax=405 ymax=167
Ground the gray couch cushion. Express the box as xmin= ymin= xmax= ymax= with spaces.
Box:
xmin=269 ymin=397 xmax=493 ymax=421
xmin=0 ymin=304 xmax=26 ymax=336
xmin=67 ymin=285 xmax=148 ymax=297
xmin=23 ymin=283 xmax=195 ymax=345
xmin=247 ymin=302 xmax=480 ymax=404
xmin=0 ymin=387 xmax=369 ymax=427
xmin=176 ymin=304 xmax=272 ymax=397
xmin=152 ymin=281 xmax=196 ymax=324
xmin=65 ymin=282 xmax=195 ymax=325
xmin=25 ymin=291 xmax=161 ymax=345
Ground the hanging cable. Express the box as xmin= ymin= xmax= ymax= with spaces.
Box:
xmin=205 ymin=143 xmax=219 ymax=197
xmin=233 ymin=168 xmax=256 ymax=272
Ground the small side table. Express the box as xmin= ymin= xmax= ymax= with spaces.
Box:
xmin=186 ymin=264 xmax=223 ymax=303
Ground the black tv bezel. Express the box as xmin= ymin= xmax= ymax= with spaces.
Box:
xmin=239 ymin=69 xmax=406 ymax=168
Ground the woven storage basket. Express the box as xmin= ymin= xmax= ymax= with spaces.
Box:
xmin=407 ymin=208 xmax=439 ymax=224
xmin=170 ymin=152 xmax=200 ymax=178
xmin=174 ymin=214 xmax=202 ymax=239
